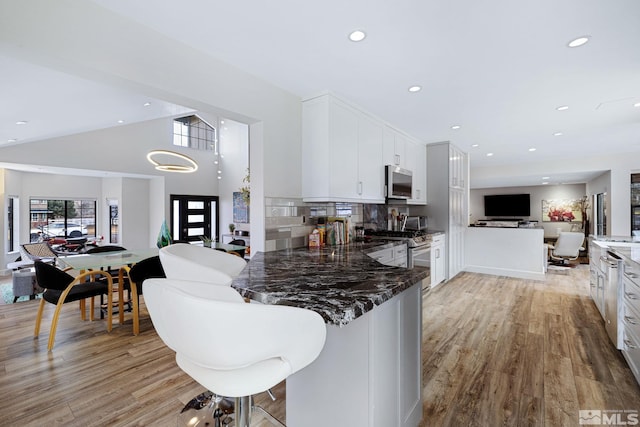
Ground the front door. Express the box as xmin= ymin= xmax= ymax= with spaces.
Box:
xmin=170 ymin=195 xmax=219 ymax=243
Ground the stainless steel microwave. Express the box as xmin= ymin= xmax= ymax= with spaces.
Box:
xmin=385 ymin=165 xmax=413 ymax=199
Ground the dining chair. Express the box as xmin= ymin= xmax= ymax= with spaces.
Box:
xmin=86 ymin=245 xmax=129 ymax=315
xmin=228 ymin=239 xmax=246 ymax=258
xmin=33 ymin=261 xmax=113 ymax=351
xmin=117 ymin=256 xmax=166 ymax=335
xmin=143 ymin=278 xmax=326 ymax=426
xmin=159 ymin=243 xmax=246 ymax=283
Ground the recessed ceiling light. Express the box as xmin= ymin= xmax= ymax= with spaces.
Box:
xmin=15 ymin=120 xmax=28 ymax=125
xmin=553 ymin=132 xmax=563 ymax=136
xmin=7 ymin=138 xmax=17 ymax=143
xmin=117 ymin=119 xmax=124 ymax=124
xmin=486 ymin=153 xmax=494 ymax=157
xmin=471 ymin=144 xmax=479 ymax=148
xmin=542 ymin=176 xmax=550 ymax=180
xmin=451 ymin=125 xmax=461 ymax=130
xmin=634 ymin=102 xmax=640 ymax=108
xmin=542 ymin=182 xmax=549 ymax=185
xmin=348 ymin=30 xmax=366 ymax=42
xmin=408 ymin=85 xmax=422 ymax=93
xmin=143 ymin=102 xmax=151 ymax=107
xmin=568 ymin=36 xmax=590 ymax=48
xmin=528 ymin=147 xmax=536 ymax=152
xmin=556 ymin=105 xmax=569 ymax=111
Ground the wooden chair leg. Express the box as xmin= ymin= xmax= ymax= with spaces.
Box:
xmin=80 ymin=299 xmax=86 ymax=321
xmin=132 ymin=289 xmax=140 ymax=336
xmin=107 ymin=286 xmax=113 ymax=333
xmin=34 ymin=298 xmax=46 ymax=337
xmin=47 ymin=300 xmax=66 ymax=351
xmin=118 ymin=283 xmax=125 ymax=325
xmin=89 ymin=297 xmax=95 ymax=321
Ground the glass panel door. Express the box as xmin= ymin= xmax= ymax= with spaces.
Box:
xmin=170 ymin=195 xmax=219 ymax=243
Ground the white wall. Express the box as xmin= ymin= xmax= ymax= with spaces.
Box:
xmin=218 ymin=118 xmax=250 ymax=238
xmin=120 ymin=178 xmax=151 ymax=250
xmin=470 ymin=183 xmax=586 ymax=237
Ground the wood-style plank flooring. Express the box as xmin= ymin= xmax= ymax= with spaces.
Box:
xmin=1 ymin=266 xmax=639 ymax=426
xmin=422 ymin=267 xmax=640 ymax=426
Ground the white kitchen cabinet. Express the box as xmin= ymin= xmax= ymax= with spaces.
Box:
xmin=384 ymin=125 xmax=427 ymax=205
xmin=368 ymin=243 xmax=408 ymax=268
xmin=622 ymin=263 xmax=640 ymax=386
xmin=287 ymin=282 xmax=423 ymax=426
xmin=302 ymin=93 xmax=384 ymax=203
xmin=383 ymin=125 xmax=408 ymax=169
xmin=407 ymin=142 xmax=427 ymax=205
xmin=449 ymin=144 xmax=466 ymax=189
xmin=430 ymin=234 xmax=446 ymax=287
xmin=426 ymin=142 xmax=469 ymax=281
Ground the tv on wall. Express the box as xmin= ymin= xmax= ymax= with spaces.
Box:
xmin=484 ymin=194 xmax=531 ymax=218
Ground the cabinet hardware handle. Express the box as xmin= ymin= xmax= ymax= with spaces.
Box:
xmin=624 ymin=339 xmax=638 ymax=350
xmin=357 ymin=181 xmax=363 ymax=195
xmin=625 ymin=292 xmax=639 ymax=300
xmin=624 ymin=316 xmax=639 ymax=325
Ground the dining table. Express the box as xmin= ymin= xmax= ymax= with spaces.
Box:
xmin=57 ymin=243 xmax=247 ymax=327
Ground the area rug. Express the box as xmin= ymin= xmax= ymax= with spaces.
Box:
xmin=0 ymin=282 xmax=39 ymax=304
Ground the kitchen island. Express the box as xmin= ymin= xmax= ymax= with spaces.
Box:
xmin=231 ymin=242 xmax=430 ymax=427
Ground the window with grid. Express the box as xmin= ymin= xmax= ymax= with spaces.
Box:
xmin=173 ymin=115 xmax=216 ymax=151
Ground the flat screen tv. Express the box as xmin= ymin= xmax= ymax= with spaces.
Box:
xmin=484 ymin=194 xmax=530 ymax=218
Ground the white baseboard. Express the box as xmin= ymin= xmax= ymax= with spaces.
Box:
xmin=464 ymin=265 xmax=546 ymax=281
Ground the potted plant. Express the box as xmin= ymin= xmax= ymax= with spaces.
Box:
xmin=229 ymin=223 xmax=236 ymax=234
xmin=199 ymin=235 xmax=213 ymax=248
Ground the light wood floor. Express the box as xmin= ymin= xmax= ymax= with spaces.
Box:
xmin=0 ymin=267 xmax=639 ymax=426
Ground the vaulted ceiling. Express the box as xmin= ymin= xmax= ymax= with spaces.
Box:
xmin=2 ymin=0 xmax=639 ymax=188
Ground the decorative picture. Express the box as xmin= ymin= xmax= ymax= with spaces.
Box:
xmin=542 ymin=199 xmax=583 ymax=223
xmin=233 ymin=191 xmax=249 ymax=223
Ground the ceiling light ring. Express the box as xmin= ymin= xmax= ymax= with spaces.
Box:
xmin=146 ymin=150 xmax=198 ymax=173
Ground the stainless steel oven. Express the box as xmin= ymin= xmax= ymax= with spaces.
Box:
xmin=409 ymin=242 xmax=431 ymax=270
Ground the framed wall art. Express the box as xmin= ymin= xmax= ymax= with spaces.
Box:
xmin=542 ymin=199 xmax=583 ymax=222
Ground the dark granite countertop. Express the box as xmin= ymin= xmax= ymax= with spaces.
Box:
xmin=231 ymin=242 xmax=430 ymax=327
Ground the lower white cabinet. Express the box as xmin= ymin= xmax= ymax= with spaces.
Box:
xmin=622 ymin=267 xmax=640 ymax=386
xmin=286 ymin=282 xmax=423 ymax=426
xmin=430 ymin=234 xmax=446 ymax=287
xmin=368 ymin=243 xmax=408 ymax=268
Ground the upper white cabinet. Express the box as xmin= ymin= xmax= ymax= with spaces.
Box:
xmin=302 ymin=94 xmax=384 ymax=203
xmin=383 ymin=126 xmax=408 ymax=169
xmin=385 ymin=125 xmax=426 ymax=205
xmin=407 ymin=142 xmax=427 ymax=205
xmin=449 ymin=144 xmax=466 ymax=190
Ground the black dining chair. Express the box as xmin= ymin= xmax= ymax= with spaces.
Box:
xmin=117 ymin=256 xmax=166 ymax=335
xmin=34 ymin=261 xmax=113 ymax=350
xmin=228 ymin=239 xmax=246 ymax=258
xmin=86 ymin=245 xmax=129 ymax=314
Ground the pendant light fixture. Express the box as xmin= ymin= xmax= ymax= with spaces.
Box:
xmin=146 ymin=150 xmax=198 ymax=173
